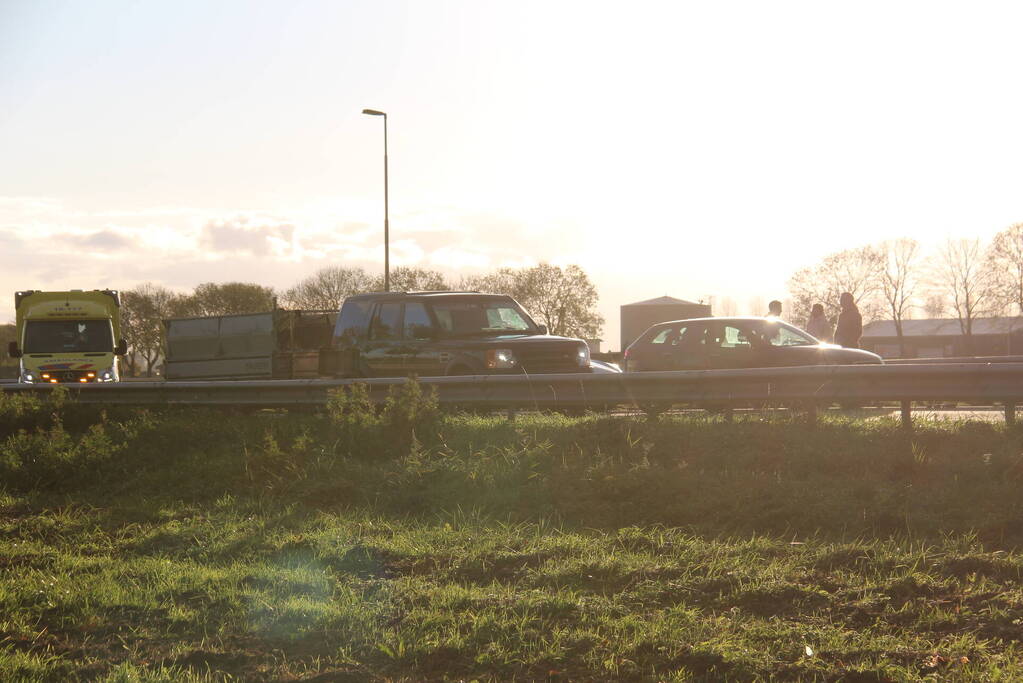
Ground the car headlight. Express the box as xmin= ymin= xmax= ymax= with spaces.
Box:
xmin=485 ymin=349 xmax=517 ymax=369
xmin=577 ymin=344 xmax=591 ymax=368
xmin=20 ymin=370 xmax=35 ymax=383
xmin=98 ymin=368 xmax=116 ymax=382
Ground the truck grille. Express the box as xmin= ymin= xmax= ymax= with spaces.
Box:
xmin=517 ymin=346 xmax=582 ymax=373
xmin=41 ymin=370 xmax=93 ymax=383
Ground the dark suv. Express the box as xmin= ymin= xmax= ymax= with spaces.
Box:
xmin=330 ymin=291 xmax=594 ymax=377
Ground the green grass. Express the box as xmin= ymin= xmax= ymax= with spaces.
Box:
xmin=2 ymin=386 xmax=1023 ymax=680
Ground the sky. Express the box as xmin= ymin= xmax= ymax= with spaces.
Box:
xmin=3 ymin=0 xmax=1023 ymax=349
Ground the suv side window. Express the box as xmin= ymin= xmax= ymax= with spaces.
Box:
xmin=403 ymin=303 xmax=433 ymax=340
xmin=334 ymin=299 xmax=372 ymax=343
xmin=370 ymin=303 xmax=402 ymax=340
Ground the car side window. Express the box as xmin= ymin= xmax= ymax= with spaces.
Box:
xmin=650 ymin=327 xmax=676 ymax=344
xmin=370 ymin=303 xmax=402 ymax=340
xmin=713 ymin=324 xmax=753 ymax=350
xmin=675 ymin=324 xmax=705 ymax=350
xmin=766 ymin=325 xmax=814 ymax=347
xmin=403 ymin=303 xmax=433 ymax=340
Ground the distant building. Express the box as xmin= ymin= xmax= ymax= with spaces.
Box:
xmin=584 ymin=338 xmax=602 ymax=354
xmin=620 ymin=296 xmax=712 ymax=351
xmin=861 ymin=317 xmax=1023 ymax=358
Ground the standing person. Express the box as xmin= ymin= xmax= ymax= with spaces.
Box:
xmin=805 ymin=303 xmax=832 ymax=342
xmin=834 ymin=292 xmax=863 ymax=348
xmin=765 ymin=300 xmax=782 ymax=318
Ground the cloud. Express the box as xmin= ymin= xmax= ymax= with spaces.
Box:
xmin=200 ymin=216 xmax=296 ymax=257
xmin=58 ymin=230 xmax=133 ymax=250
xmin=0 ymin=197 xmax=623 ymax=329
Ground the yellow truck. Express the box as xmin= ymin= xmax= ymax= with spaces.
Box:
xmin=7 ymin=290 xmax=127 ymax=383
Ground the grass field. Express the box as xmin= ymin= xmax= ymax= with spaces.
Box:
xmin=2 ymin=386 xmax=1023 ymax=681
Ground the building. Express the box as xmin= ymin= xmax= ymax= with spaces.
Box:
xmin=620 ymin=296 xmax=712 ymax=351
xmin=861 ymin=317 xmax=1023 ymax=358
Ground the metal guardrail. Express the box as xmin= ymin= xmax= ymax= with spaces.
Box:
xmin=2 ymin=363 xmax=1022 ymax=428
xmin=884 ymin=355 xmax=1023 ymax=365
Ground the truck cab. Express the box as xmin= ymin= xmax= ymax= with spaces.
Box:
xmin=8 ymin=290 xmax=127 ymax=383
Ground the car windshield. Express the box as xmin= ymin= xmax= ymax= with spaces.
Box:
xmin=752 ymin=320 xmax=818 ymax=347
xmin=431 ymin=300 xmax=535 ymax=337
xmin=24 ymin=320 xmax=114 ymax=353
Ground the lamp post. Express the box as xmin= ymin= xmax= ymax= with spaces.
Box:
xmin=362 ymin=108 xmax=389 ymax=291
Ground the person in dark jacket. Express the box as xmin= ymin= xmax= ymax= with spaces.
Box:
xmin=765 ymin=300 xmax=782 ymax=318
xmin=834 ymin=292 xmax=862 ymax=348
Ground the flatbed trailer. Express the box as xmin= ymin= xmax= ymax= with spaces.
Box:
xmin=163 ymin=309 xmax=336 ymax=380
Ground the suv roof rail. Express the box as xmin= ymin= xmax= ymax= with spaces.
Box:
xmin=348 ymin=290 xmax=485 ymax=299
xmin=405 ymin=289 xmax=482 ymax=295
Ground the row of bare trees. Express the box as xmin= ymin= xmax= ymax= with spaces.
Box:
xmin=786 ymin=223 xmax=1023 ymax=355
xmin=121 ymin=282 xmax=276 ymax=376
xmin=119 ymin=263 xmax=604 ymax=376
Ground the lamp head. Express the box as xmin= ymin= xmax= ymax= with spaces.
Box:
xmin=362 ymin=109 xmax=386 ymax=116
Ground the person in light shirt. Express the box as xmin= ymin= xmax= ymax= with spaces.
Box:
xmin=806 ymin=303 xmax=832 ymax=342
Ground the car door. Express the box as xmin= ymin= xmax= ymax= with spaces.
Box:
xmin=706 ymin=321 xmax=761 ymax=369
xmin=667 ymin=322 xmax=710 ymax=370
xmin=401 ymin=302 xmax=445 ymax=377
xmin=363 ymin=302 xmax=405 ymax=376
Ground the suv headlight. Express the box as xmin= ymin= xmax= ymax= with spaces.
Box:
xmin=576 ymin=344 xmax=591 ymax=368
xmin=485 ymin=349 xmax=517 ymax=369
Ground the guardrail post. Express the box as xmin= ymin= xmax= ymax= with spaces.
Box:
xmin=806 ymin=402 xmax=818 ymax=428
xmin=1005 ymin=402 xmax=1016 ymax=427
xmin=507 ymin=406 xmax=517 ymax=422
xmin=900 ymin=400 xmax=912 ymax=431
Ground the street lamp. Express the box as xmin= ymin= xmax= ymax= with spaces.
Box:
xmin=362 ymin=108 xmax=389 ymax=291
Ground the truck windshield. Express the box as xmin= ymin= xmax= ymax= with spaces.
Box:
xmin=24 ymin=320 xmax=114 ymax=353
xmin=431 ymin=300 xmax=535 ymax=337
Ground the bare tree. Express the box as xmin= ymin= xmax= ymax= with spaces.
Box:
xmin=372 ymin=266 xmax=451 ymax=292
xmin=922 ymin=293 xmax=947 ymax=318
xmin=718 ymin=296 xmax=739 ymax=317
xmin=280 ymin=266 xmax=371 ymax=310
xmin=879 ymin=238 xmax=920 ymax=356
xmin=986 ymin=223 xmax=1023 ymax=315
xmin=176 ymin=282 xmax=276 ymax=317
xmin=467 ymin=263 xmax=604 ymax=338
xmin=122 ymin=283 xmax=182 ymax=377
xmin=933 ymin=238 xmax=996 ymax=353
xmin=0 ymin=323 xmax=17 ymax=376
xmin=788 ymin=245 xmax=885 ymax=324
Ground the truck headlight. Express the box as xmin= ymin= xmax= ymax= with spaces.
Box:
xmin=98 ymin=368 xmax=116 ymax=382
xmin=576 ymin=344 xmax=591 ymax=368
xmin=485 ymin=349 xmax=517 ymax=369
xmin=20 ymin=370 xmax=35 ymax=383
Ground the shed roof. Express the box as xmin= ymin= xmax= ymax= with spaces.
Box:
xmin=863 ymin=317 xmax=1023 ymax=338
xmin=622 ymin=295 xmax=705 ymax=307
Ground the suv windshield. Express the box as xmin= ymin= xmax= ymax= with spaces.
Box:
xmin=24 ymin=320 xmax=114 ymax=353
xmin=431 ymin=300 xmax=535 ymax=337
